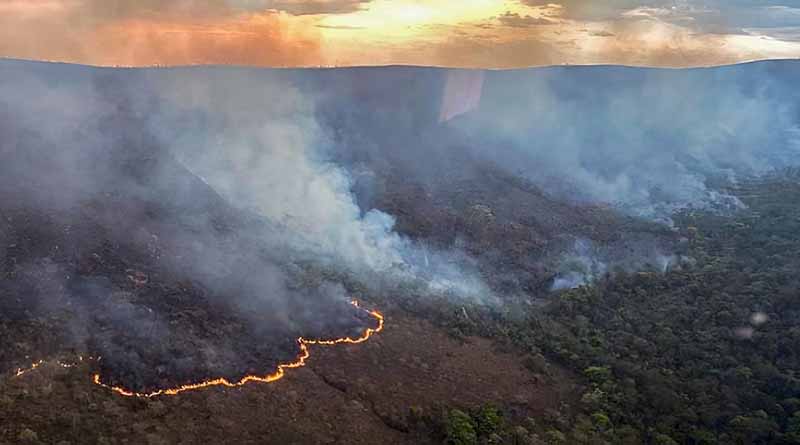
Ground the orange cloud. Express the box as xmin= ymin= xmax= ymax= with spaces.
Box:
xmin=0 ymin=1 xmax=321 ymax=66
xmin=88 ymin=15 xmax=321 ymax=67
xmin=0 ymin=0 xmax=797 ymax=68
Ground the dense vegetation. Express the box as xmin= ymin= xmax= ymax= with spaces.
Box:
xmin=418 ymin=174 xmax=800 ymax=444
xmin=523 ymin=174 xmax=800 ymax=444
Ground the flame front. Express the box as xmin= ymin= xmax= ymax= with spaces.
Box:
xmin=14 ymin=359 xmax=43 ymax=377
xmin=14 ymin=300 xmax=384 ymax=398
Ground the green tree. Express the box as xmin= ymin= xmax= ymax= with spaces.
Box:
xmin=445 ymin=409 xmax=478 ymax=445
xmin=474 ymin=405 xmax=503 ymax=437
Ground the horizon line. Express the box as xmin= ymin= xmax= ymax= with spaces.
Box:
xmin=2 ymin=56 xmax=799 ymax=72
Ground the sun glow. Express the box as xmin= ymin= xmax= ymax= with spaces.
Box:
xmin=320 ymin=0 xmax=510 ymax=33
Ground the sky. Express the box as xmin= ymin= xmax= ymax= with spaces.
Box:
xmin=1 ymin=0 xmax=799 ymax=68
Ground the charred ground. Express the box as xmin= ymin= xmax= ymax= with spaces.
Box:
xmin=0 ymin=96 xmax=374 ymax=393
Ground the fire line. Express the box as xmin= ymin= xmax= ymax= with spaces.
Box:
xmin=12 ymin=300 xmax=384 ymax=398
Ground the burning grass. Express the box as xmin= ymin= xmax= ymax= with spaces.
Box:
xmin=11 ymin=301 xmax=384 ymax=398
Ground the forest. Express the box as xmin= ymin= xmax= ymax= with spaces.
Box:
xmin=409 ymin=172 xmax=800 ymax=445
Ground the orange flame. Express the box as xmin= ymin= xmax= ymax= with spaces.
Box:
xmin=71 ymin=300 xmax=382 ymax=398
xmin=14 ymin=359 xmax=44 ymax=377
xmin=12 ymin=355 xmax=94 ymax=377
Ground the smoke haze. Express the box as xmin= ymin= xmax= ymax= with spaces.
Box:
xmin=2 ymin=59 xmax=799 ymax=389
xmin=446 ymin=63 xmax=800 ymax=222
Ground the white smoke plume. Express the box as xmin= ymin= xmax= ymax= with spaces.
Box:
xmin=550 ymin=238 xmax=695 ymax=290
xmin=448 ymin=64 xmax=800 ymax=222
xmin=140 ymin=68 xmax=491 ymax=301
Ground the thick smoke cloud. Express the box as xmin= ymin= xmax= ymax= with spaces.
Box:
xmin=450 ymin=64 xmax=800 ymax=222
xmin=0 ymin=65 xmax=305 ymax=387
xmin=136 ymin=68 xmax=490 ymax=300
xmin=155 ymin=71 xmax=405 ymax=273
xmin=0 ymin=61 xmax=489 ymax=391
xmin=293 ymin=63 xmax=797 ymax=292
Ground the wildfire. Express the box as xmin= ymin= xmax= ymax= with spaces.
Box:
xmin=14 ymin=359 xmax=43 ymax=377
xmin=12 ymin=355 xmax=94 ymax=377
xmin=12 ymin=300 xmax=384 ymax=398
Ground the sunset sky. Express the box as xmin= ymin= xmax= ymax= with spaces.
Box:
xmin=1 ymin=0 xmax=799 ymax=68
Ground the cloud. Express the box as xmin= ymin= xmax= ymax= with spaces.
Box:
xmin=429 ymin=30 xmax=561 ymax=68
xmin=745 ymin=26 xmax=800 ymax=42
xmin=584 ymin=19 xmax=743 ymax=67
xmin=0 ymin=1 xmax=323 ymax=66
xmin=588 ymin=30 xmax=616 ymax=37
xmin=57 ymin=0 xmax=372 ymax=19
xmin=266 ymin=0 xmax=371 ymax=15
xmin=520 ymin=0 xmax=651 ymax=20
xmin=497 ymin=11 xmax=559 ymax=27
xmin=315 ymin=24 xmax=366 ymax=29
xmin=523 ymin=0 xmax=800 ymax=36
xmin=0 ymin=0 xmax=798 ymax=67
xmin=0 ymin=0 xmax=71 ymax=14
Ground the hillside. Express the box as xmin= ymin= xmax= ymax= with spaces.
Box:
xmin=1 ymin=59 xmax=799 ymax=444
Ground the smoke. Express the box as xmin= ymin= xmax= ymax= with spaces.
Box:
xmin=550 ymin=238 xmax=694 ymax=290
xmin=0 ymin=64 xmax=345 ymax=389
xmin=149 ymin=70 xmax=405 ymax=273
xmin=449 ymin=63 xmax=800 ymax=222
xmin=0 ymin=60 xmax=502 ymax=393
xmin=3 ymin=59 xmax=799 ymax=387
xmin=551 ymin=239 xmax=607 ymax=290
xmin=136 ymin=68 xmax=491 ymax=301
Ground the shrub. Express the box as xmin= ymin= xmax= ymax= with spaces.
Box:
xmin=445 ymin=409 xmax=478 ymax=445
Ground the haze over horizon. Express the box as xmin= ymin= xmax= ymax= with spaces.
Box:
xmin=2 ymin=0 xmax=800 ymax=68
